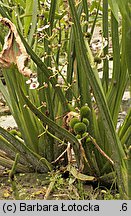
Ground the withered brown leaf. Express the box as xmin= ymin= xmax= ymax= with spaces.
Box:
xmin=0 ymin=18 xmax=33 ymax=77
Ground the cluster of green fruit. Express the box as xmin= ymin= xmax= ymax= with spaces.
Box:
xmin=69 ymin=105 xmax=91 ymax=139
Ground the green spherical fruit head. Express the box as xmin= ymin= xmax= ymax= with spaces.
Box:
xmin=74 ymin=122 xmax=87 ymax=135
xmin=80 ymin=105 xmax=91 ymax=119
xmin=82 ymin=118 xmax=89 ymax=127
xmin=69 ymin=117 xmax=80 ymax=128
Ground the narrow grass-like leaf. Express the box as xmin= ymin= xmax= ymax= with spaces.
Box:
xmin=89 ymin=0 xmax=101 ymax=43
xmin=127 ymin=146 xmax=131 ymax=199
xmin=0 ymin=126 xmax=52 ymax=172
xmin=24 ymin=0 xmax=33 ymax=36
xmin=107 ymin=12 xmax=123 ymax=126
xmin=102 ymin=0 xmax=109 ymax=92
xmin=28 ymin=0 xmax=38 ymax=46
xmin=82 ymin=0 xmax=89 ymax=22
xmin=18 ymin=31 xmax=69 ymax=112
xmin=111 ymin=0 xmax=129 ymax=22
xmin=0 ymin=5 xmax=10 ymax=19
xmin=108 ymin=0 xmax=119 ymax=21
xmin=20 ymin=89 xmax=81 ymax=165
xmin=48 ymin=0 xmax=57 ymax=32
xmin=0 ymin=79 xmax=12 ymax=110
xmin=68 ymin=0 xmax=126 ymax=198
xmin=0 ymin=136 xmax=30 ymax=166
xmin=124 ymin=5 xmax=131 ymax=87
xmin=2 ymin=68 xmax=40 ymax=153
xmin=0 ymin=156 xmax=30 ymax=172
xmin=118 ymin=108 xmax=131 ymax=145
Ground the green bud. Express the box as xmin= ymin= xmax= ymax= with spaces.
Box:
xmin=76 ymin=134 xmax=81 ymax=139
xmin=86 ymin=137 xmax=91 ymax=143
xmin=82 ymin=132 xmax=88 ymax=138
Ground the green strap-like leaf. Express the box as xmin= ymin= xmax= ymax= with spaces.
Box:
xmin=18 ymin=31 xmax=69 ymax=112
xmin=0 ymin=126 xmax=52 ymax=172
xmin=108 ymin=0 xmax=119 ymax=21
xmin=0 ymin=156 xmax=30 ymax=173
xmin=20 ymin=89 xmax=81 ymax=165
xmin=68 ymin=0 xmax=126 ymax=198
xmin=24 ymin=0 xmax=33 ymax=36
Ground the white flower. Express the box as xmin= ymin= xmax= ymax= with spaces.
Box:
xmin=29 ymin=82 xmax=39 ymax=89
xmin=26 ymin=75 xmax=39 ymax=89
xmin=26 ymin=79 xmax=31 ymax=84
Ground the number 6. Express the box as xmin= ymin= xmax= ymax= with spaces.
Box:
xmin=122 ymin=203 xmax=127 ymax=211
